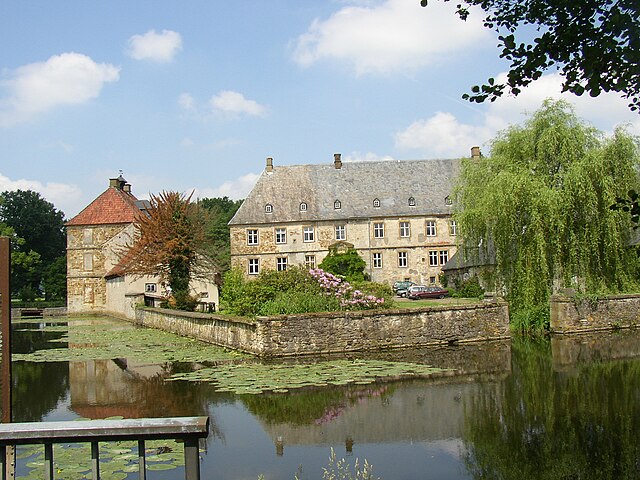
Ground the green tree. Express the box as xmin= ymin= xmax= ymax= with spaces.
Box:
xmin=318 ymin=246 xmax=367 ymax=282
xmin=120 ymin=191 xmax=211 ymax=310
xmin=421 ymin=0 xmax=640 ymax=111
xmin=199 ymin=196 xmax=243 ymax=273
xmin=456 ymin=100 xmax=640 ymax=330
xmin=0 ymin=190 xmax=66 ymax=297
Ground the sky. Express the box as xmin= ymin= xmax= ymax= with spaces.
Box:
xmin=1 ymin=0 xmax=639 ymax=219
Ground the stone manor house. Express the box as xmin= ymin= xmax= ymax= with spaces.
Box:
xmin=66 ymin=176 xmax=218 ymax=317
xmin=229 ymin=148 xmax=480 ymax=285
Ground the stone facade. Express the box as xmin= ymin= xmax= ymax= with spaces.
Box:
xmin=66 ymin=176 xmax=219 ymax=315
xmin=67 ymin=223 xmax=135 ymax=314
xmin=229 ymin=153 xmax=475 ymax=286
xmin=133 ymin=300 xmax=510 ymax=357
xmin=550 ymin=293 xmax=640 ymax=334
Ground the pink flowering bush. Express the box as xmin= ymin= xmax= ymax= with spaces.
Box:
xmin=309 ymin=268 xmax=388 ymax=311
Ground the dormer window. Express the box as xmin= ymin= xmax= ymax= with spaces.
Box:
xmin=445 ymin=196 xmax=453 ymax=206
xmin=408 ymin=197 xmax=416 ymax=206
xmin=300 ymin=202 xmax=307 ymax=212
xmin=373 ymin=198 xmax=380 ymax=208
xmin=265 ymin=203 xmax=273 ymax=214
xmin=334 ymin=200 xmax=341 ymax=210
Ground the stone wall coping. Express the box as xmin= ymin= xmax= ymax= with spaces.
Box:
xmin=256 ymin=300 xmax=506 ymax=322
xmin=551 ymin=292 xmax=640 ymax=302
xmin=137 ymin=306 xmax=256 ymax=325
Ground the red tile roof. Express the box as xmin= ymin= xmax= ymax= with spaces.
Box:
xmin=66 ymin=187 xmax=143 ymax=226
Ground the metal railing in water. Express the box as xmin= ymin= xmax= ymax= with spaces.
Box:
xmin=0 ymin=416 xmax=209 ymax=480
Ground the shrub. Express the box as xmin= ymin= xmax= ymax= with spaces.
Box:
xmin=258 ymin=291 xmax=341 ymax=316
xmin=452 ymin=276 xmax=484 ymax=298
xmin=318 ymin=247 xmax=367 ymax=282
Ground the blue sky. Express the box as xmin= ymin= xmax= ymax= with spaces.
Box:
xmin=1 ymin=0 xmax=639 ymax=218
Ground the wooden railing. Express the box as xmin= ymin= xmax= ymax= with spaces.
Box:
xmin=0 ymin=416 xmax=209 ymax=480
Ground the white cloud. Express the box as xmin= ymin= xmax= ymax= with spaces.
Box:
xmin=178 ymin=92 xmax=195 ymax=111
xmin=343 ymin=151 xmax=395 ymax=162
xmin=0 ymin=53 xmax=120 ymax=127
xmin=209 ymin=90 xmax=267 ymax=117
xmin=292 ymin=0 xmax=490 ymax=75
xmin=195 ymin=173 xmax=260 ymax=200
xmin=0 ymin=173 xmax=83 ymax=218
xmin=395 ymin=72 xmax=640 ymax=158
xmin=395 ymin=112 xmax=492 ymax=157
xmin=127 ymin=29 xmax=183 ymax=62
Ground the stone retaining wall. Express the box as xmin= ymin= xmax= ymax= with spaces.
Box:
xmin=550 ymin=293 xmax=640 ymax=334
xmin=135 ymin=300 xmax=510 ymax=357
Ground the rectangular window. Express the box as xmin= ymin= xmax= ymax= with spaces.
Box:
xmin=145 ymin=283 xmax=157 ymax=293
xmin=83 ymin=228 xmax=93 ymax=245
xmin=83 ymin=253 xmax=93 ymax=271
xmin=429 ymin=276 xmax=437 ymax=284
xmin=275 ymin=228 xmax=287 ymax=244
xmin=335 ymin=224 xmax=346 ymax=241
xmin=247 ymin=229 xmax=259 ymax=245
xmin=373 ymin=222 xmax=385 ymax=238
xmin=248 ymin=258 xmax=259 ymax=275
xmin=426 ymin=220 xmax=437 ymax=237
xmin=429 ymin=250 xmax=439 ymax=266
xmin=276 ymin=257 xmax=288 ymax=271
xmin=399 ymin=221 xmax=410 ymax=238
xmin=398 ymin=251 xmax=408 ymax=268
xmin=449 ymin=220 xmax=457 ymax=236
xmin=305 ymin=255 xmax=316 ymax=268
xmin=303 ymin=226 xmax=315 ymax=242
xmin=439 ymin=250 xmax=449 ymax=265
xmin=372 ymin=252 xmax=383 ymax=269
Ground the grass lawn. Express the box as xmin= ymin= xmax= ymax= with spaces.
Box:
xmin=394 ymin=297 xmax=482 ymax=308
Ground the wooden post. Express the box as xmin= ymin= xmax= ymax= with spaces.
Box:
xmin=0 ymin=236 xmax=10 ymax=425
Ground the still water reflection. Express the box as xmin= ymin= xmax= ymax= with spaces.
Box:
xmin=6 ymin=318 xmax=640 ymax=479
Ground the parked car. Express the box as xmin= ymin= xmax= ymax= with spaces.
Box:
xmin=393 ymin=281 xmax=415 ymax=297
xmin=407 ymin=285 xmax=449 ymax=300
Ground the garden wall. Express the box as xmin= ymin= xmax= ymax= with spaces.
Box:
xmin=550 ymin=293 xmax=640 ymax=334
xmin=134 ymin=300 xmax=510 ymax=357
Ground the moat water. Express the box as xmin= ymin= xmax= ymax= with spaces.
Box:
xmin=6 ymin=317 xmax=640 ymax=479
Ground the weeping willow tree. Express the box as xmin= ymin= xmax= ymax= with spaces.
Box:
xmin=456 ymin=100 xmax=640 ymax=326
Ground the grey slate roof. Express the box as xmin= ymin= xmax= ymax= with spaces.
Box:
xmin=229 ymin=158 xmax=461 ymax=226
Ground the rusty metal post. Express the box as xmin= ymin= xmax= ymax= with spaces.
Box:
xmin=0 ymin=237 xmax=11 ymax=425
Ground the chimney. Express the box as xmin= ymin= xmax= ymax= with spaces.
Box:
xmin=123 ymin=183 xmax=132 ymax=193
xmin=109 ymin=178 xmax=119 ymax=188
xmin=471 ymin=146 xmax=481 ymax=159
xmin=334 ymin=153 xmax=342 ymax=169
xmin=266 ymin=157 xmax=274 ymax=173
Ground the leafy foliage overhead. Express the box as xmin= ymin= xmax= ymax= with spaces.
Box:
xmin=199 ymin=196 xmax=243 ymax=273
xmin=421 ymin=0 xmax=640 ymax=111
xmin=455 ymin=100 xmax=640 ymax=317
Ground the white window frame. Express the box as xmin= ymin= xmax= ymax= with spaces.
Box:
xmin=373 ymin=222 xmax=385 ymax=238
xmin=449 ymin=220 xmax=457 ymax=236
xmin=248 ymin=258 xmax=259 ymax=275
xmin=300 ymin=202 xmax=308 ymax=212
xmin=399 ymin=221 xmax=410 ymax=238
xmin=305 ymin=255 xmax=316 ymax=268
xmin=334 ymin=200 xmax=341 ymax=209
xmin=145 ymin=283 xmax=157 ymax=293
xmin=439 ymin=250 xmax=449 ymax=265
xmin=276 ymin=257 xmax=288 ymax=271
xmin=429 ymin=250 xmax=439 ymax=266
xmin=335 ymin=224 xmax=346 ymax=241
xmin=398 ymin=251 xmax=408 ymax=268
xmin=303 ymin=226 xmax=315 ymax=242
xmin=247 ymin=229 xmax=259 ymax=245
xmin=275 ymin=228 xmax=287 ymax=244
xmin=265 ymin=203 xmax=273 ymax=214
xmin=372 ymin=252 xmax=383 ymax=269
xmin=408 ymin=197 xmax=416 ymax=206
xmin=373 ymin=198 xmax=381 ymax=208
xmin=426 ymin=220 xmax=437 ymax=237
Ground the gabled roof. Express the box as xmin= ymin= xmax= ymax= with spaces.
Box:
xmin=229 ymin=158 xmax=461 ymax=226
xmin=66 ymin=186 xmax=144 ymax=226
